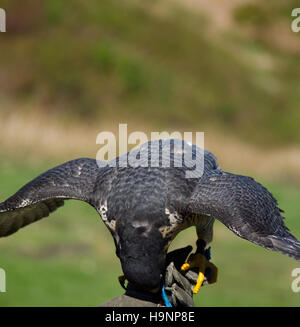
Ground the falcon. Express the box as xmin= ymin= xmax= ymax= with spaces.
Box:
xmin=0 ymin=139 xmax=299 ymax=293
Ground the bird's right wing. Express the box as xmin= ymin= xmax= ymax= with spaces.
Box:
xmin=0 ymin=158 xmax=103 ymax=237
xmin=188 ymin=172 xmax=300 ymax=261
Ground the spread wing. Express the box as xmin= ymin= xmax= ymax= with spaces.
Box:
xmin=0 ymin=158 xmax=102 ymax=237
xmin=188 ymin=171 xmax=300 ymax=261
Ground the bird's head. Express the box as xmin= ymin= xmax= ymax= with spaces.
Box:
xmin=121 ymin=254 xmax=165 ymax=292
xmin=116 ymin=219 xmax=167 ymax=291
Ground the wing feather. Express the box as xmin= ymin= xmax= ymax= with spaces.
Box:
xmin=188 ymin=171 xmax=300 ymax=261
xmin=0 ymin=158 xmax=102 ymax=237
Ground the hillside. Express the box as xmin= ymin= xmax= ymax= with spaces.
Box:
xmin=0 ymin=0 xmax=300 ymax=146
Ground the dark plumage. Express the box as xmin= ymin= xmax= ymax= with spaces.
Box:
xmin=0 ymin=139 xmax=299 ymax=290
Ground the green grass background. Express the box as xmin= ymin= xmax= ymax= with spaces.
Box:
xmin=0 ymin=160 xmax=299 ymax=306
xmin=0 ymin=0 xmax=300 ymax=307
xmin=1 ymin=0 xmax=300 ymax=146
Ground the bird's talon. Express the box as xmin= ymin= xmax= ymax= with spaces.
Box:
xmin=181 ymin=263 xmax=191 ymax=271
xmin=193 ymin=271 xmax=205 ymax=294
xmin=181 ymin=248 xmax=217 ymax=294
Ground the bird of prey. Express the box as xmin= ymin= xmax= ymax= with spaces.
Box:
xmin=0 ymin=139 xmax=300 ymax=293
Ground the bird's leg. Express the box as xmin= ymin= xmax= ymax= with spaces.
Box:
xmin=181 ymin=239 xmax=218 ymax=294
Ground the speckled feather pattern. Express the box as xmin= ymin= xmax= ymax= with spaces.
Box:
xmin=0 ymin=139 xmax=299 ymax=289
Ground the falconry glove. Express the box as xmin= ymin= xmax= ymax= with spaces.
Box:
xmin=164 ymin=244 xmax=217 ymax=307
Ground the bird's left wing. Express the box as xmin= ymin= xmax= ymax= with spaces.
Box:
xmin=0 ymin=158 xmax=103 ymax=237
xmin=188 ymin=172 xmax=300 ymax=261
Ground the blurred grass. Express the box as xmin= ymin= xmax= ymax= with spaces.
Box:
xmin=0 ymin=0 xmax=300 ymax=145
xmin=0 ymin=0 xmax=300 ymax=307
xmin=0 ymin=160 xmax=299 ymax=306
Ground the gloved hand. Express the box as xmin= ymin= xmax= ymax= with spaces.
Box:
xmin=164 ymin=245 xmax=215 ymax=307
